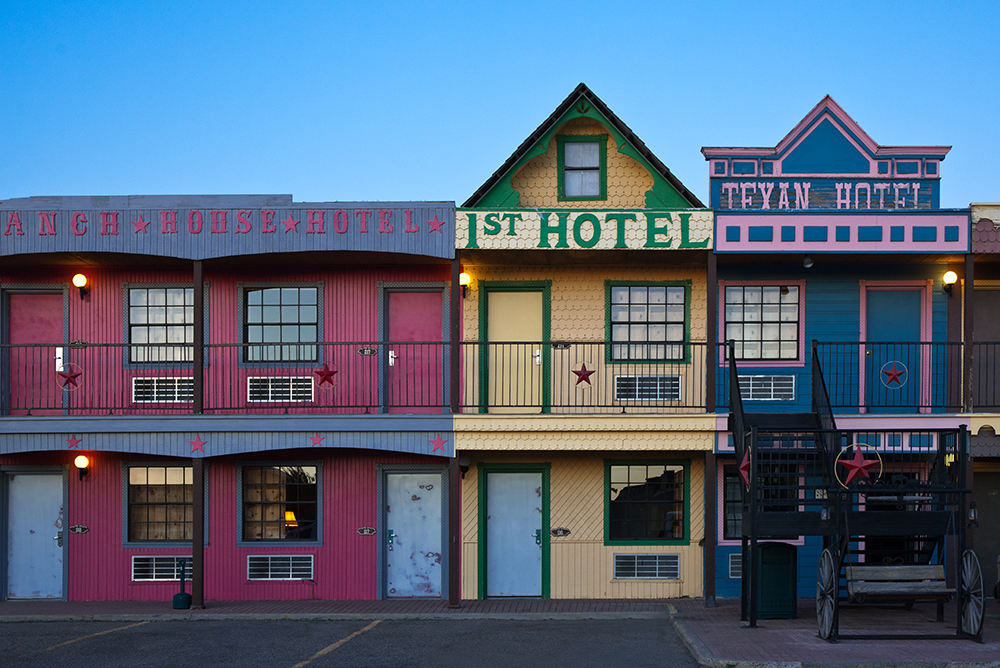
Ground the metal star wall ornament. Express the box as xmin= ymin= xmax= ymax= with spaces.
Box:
xmin=881 ymin=361 xmax=907 ymax=388
xmin=57 ymin=364 xmax=83 ymax=390
xmin=835 ymin=444 xmax=882 ymax=486
xmin=739 ymin=449 xmax=750 ymax=488
xmin=314 ymin=362 xmax=339 ymax=388
xmin=572 ymin=362 xmax=596 ymax=386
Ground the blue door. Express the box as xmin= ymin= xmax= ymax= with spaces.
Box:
xmin=7 ymin=473 xmax=64 ymax=598
xmin=486 ymin=472 xmax=543 ymax=597
xmin=865 ymin=291 xmax=921 ymax=413
xmin=385 ymin=472 xmax=443 ymax=597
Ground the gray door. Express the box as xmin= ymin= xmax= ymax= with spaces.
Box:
xmin=7 ymin=473 xmax=64 ymax=598
xmin=972 ymin=471 xmax=999 ymax=596
xmin=486 ymin=472 xmax=543 ymax=597
xmin=385 ymin=472 xmax=442 ymax=597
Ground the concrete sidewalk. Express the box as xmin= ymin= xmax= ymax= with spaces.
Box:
xmin=1 ymin=596 xmax=998 ymax=667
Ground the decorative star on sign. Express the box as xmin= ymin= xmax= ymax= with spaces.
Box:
xmin=66 ymin=435 xmax=82 ymax=449
xmin=309 ymin=433 xmax=325 ymax=446
xmin=429 ymin=433 xmax=447 ymax=452
xmin=572 ymin=362 xmax=596 ymax=386
xmin=739 ymin=449 xmax=750 ymax=487
xmin=132 ymin=215 xmax=151 ymax=233
xmin=881 ymin=361 xmax=906 ymax=387
xmin=189 ymin=434 xmax=207 ymax=453
xmin=282 ymin=214 xmax=300 ymax=233
xmin=314 ymin=362 xmax=339 ymax=388
xmin=57 ymin=365 xmax=83 ymax=389
xmin=838 ymin=446 xmax=879 ymax=485
xmin=426 ymin=215 xmax=446 ymax=233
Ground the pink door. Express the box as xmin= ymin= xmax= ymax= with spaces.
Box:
xmin=8 ymin=293 xmax=64 ymax=415
xmin=387 ymin=292 xmax=443 ymax=413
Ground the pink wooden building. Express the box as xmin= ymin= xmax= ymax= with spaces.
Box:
xmin=0 ymin=195 xmax=461 ymax=603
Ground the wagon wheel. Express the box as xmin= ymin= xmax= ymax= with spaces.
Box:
xmin=960 ymin=549 xmax=984 ymax=637
xmin=816 ymin=548 xmax=837 ymax=640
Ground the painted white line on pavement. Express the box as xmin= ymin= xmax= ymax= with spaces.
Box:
xmin=23 ymin=620 xmax=150 ymax=657
xmin=291 ymin=619 xmax=382 ymax=668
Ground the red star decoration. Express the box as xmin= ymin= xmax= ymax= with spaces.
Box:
xmin=739 ymin=449 xmax=750 ymax=487
xmin=839 ymin=446 xmax=879 ymax=485
xmin=189 ymin=435 xmax=207 ymax=453
xmin=314 ymin=362 xmax=338 ymax=387
xmin=66 ymin=435 xmax=82 ymax=449
xmin=58 ymin=366 xmax=82 ymax=388
xmin=309 ymin=433 xmax=325 ymax=446
xmin=282 ymin=215 xmax=300 ymax=233
xmin=132 ymin=216 xmax=151 ymax=233
xmin=429 ymin=433 xmax=447 ymax=452
xmin=426 ymin=215 xmax=446 ymax=233
xmin=882 ymin=362 xmax=906 ymax=387
xmin=572 ymin=362 xmax=596 ymax=386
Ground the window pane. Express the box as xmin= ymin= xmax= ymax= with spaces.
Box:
xmin=564 ymin=141 xmax=599 ymax=167
xmin=611 ymin=287 xmax=629 ymax=304
xmin=725 ymin=287 xmax=743 ymax=304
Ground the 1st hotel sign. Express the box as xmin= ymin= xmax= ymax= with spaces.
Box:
xmin=457 ymin=209 xmax=712 ymax=250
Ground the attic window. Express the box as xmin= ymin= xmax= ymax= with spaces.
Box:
xmin=558 ymin=135 xmax=606 ymax=200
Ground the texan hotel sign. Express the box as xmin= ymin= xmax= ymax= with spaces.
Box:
xmin=457 ymin=209 xmax=712 ymax=250
xmin=0 ymin=195 xmax=455 ymax=259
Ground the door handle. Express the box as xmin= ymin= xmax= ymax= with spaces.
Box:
xmin=389 ymin=351 xmax=397 ymax=367
xmin=387 ymin=529 xmax=395 ymax=545
xmin=533 ymin=349 xmax=541 ymax=366
xmin=533 ymin=529 xmax=542 ymax=546
xmin=53 ymin=531 xmax=63 ymax=548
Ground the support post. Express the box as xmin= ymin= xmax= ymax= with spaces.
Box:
xmin=191 ymin=457 xmax=205 ymax=608
xmin=748 ymin=425 xmax=758 ymax=628
xmin=450 ymin=255 xmax=461 ymax=414
xmin=704 ymin=452 xmax=717 ymax=607
xmin=963 ymin=253 xmax=974 ymax=413
xmin=706 ymin=253 xmax=717 ymax=413
xmin=448 ymin=455 xmax=461 ymax=607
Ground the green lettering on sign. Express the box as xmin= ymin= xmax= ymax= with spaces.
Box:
xmin=573 ymin=213 xmax=601 ymax=248
xmin=604 ymin=213 xmax=635 ymax=249
xmin=677 ymin=212 xmax=710 ymax=248
xmin=483 ymin=213 xmax=502 ymax=236
xmin=644 ymin=212 xmax=674 ymax=248
xmin=465 ymin=213 xmax=479 ymax=249
xmin=538 ymin=212 xmax=570 ymax=248
xmin=502 ymin=213 xmax=523 ymax=236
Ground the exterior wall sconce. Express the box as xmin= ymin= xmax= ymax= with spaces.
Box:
xmin=74 ymin=454 xmax=90 ymax=481
xmin=803 ymin=256 xmax=814 ymax=269
xmin=942 ymin=270 xmax=958 ymax=295
xmin=72 ymin=273 xmax=90 ymax=300
xmin=459 ymin=272 xmax=471 ymax=298
xmin=458 ymin=453 xmax=471 ymax=479
xmin=968 ymin=501 xmax=979 ymax=528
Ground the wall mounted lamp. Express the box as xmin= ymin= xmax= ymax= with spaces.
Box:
xmin=968 ymin=501 xmax=979 ymax=528
xmin=458 ymin=454 xmax=471 ymax=479
xmin=72 ymin=273 xmax=90 ymax=300
xmin=803 ymin=256 xmax=814 ymax=269
xmin=942 ymin=270 xmax=958 ymax=296
xmin=74 ymin=454 xmax=90 ymax=481
xmin=459 ymin=272 xmax=471 ymax=298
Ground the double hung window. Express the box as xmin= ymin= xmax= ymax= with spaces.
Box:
xmin=558 ymin=135 xmax=606 ymax=200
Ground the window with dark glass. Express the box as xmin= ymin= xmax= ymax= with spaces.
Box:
xmin=242 ymin=465 xmax=318 ymax=541
xmin=723 ymin=464 xmax=743 ymax=540
xmin=607 ymin=462 xmax=686 ymax=542
xmin=245 ymin=287 xmax=318 ymax=362
xmin=129 ymin=288 xmax=194 ymax=363
xmin=610 ymin=285 xmax=686 ymax=361
xmin=724 ymin=285 xmax=799 ymax=360
xmin=128 ymin=465 xmax=193 ymax=541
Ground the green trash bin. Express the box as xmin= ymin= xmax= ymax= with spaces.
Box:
xmin=756 ymin=542 xmax=797 ymax=619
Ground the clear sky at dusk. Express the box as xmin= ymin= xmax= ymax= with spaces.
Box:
xmin=2 ymin=1 xmax=997 ymax=208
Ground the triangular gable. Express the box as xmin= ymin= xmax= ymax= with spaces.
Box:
xmin=464 ymin=83 xmax=703 ymax=208
xmin=781 ymin=117 xmax=870 ymax=174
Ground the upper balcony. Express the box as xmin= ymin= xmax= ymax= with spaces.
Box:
xmin=3 ymin=339 xmax=989 ymax=418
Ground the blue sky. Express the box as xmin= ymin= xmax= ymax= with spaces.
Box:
xmin=2 ymin=1 xmax=997 ymax=208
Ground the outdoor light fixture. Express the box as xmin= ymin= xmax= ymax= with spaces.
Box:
xmin=74 ymin=454 xmax=90 ymax=481
xmin=458 ymin=453 xmax=471 ymax=479
xmin=968 ymin=501 xmax=979 ymax=527
xmin=803 ymin=256 xmax=814 ymax=269
xmin=459 ymin=272 xmax=471 ymax=298
xmin=942 ymin=270 xmax=958 ymax=296
xmin=72 ymin=273 xmax=90 ymax=300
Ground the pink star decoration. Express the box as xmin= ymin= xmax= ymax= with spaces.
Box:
xmin=426 ymin=215 xmax=446 ymax=233
xmin=572 ymin=362 xmax=596 ymax=386
xmin=66 ymin=435 xmax=82 ymax=449
xmin=882 ymin=362 xmax=906 ymax=387
xmin=309 ymin=433 xmax=325 ymax=446
xmin=314 ymin=362 xmax=338 ymax=388
xmin=189 ymin=435 xmax=207 ymax=453
xmin=838 ymin=446 xmax=879 ymax=485
xmin=282 ymin=215 xmax=300 ymax=233
xmin=429 ymin=433 xmax=447 ymax=452
xmin=132 ymin=216 xmax=151 ymax=233
xmin=58 ymin=366 xmax=82 ymax=388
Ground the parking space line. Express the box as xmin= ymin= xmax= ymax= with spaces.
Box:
xmin=23 ymin=621 xmax=150 ymax=657
xmin=291 ymin=620 xmax=382 ymax=668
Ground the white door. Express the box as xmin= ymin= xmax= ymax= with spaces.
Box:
xmin=7 ymin=473 xmax=64 ymax=598
xmin=487 ymin=472 xmax=543 ymax=597
xmin=385 ymin=472 xmax=442 ymax=597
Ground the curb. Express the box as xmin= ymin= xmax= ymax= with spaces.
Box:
xmin=0 ymin=610 xmax=669 ymax=623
